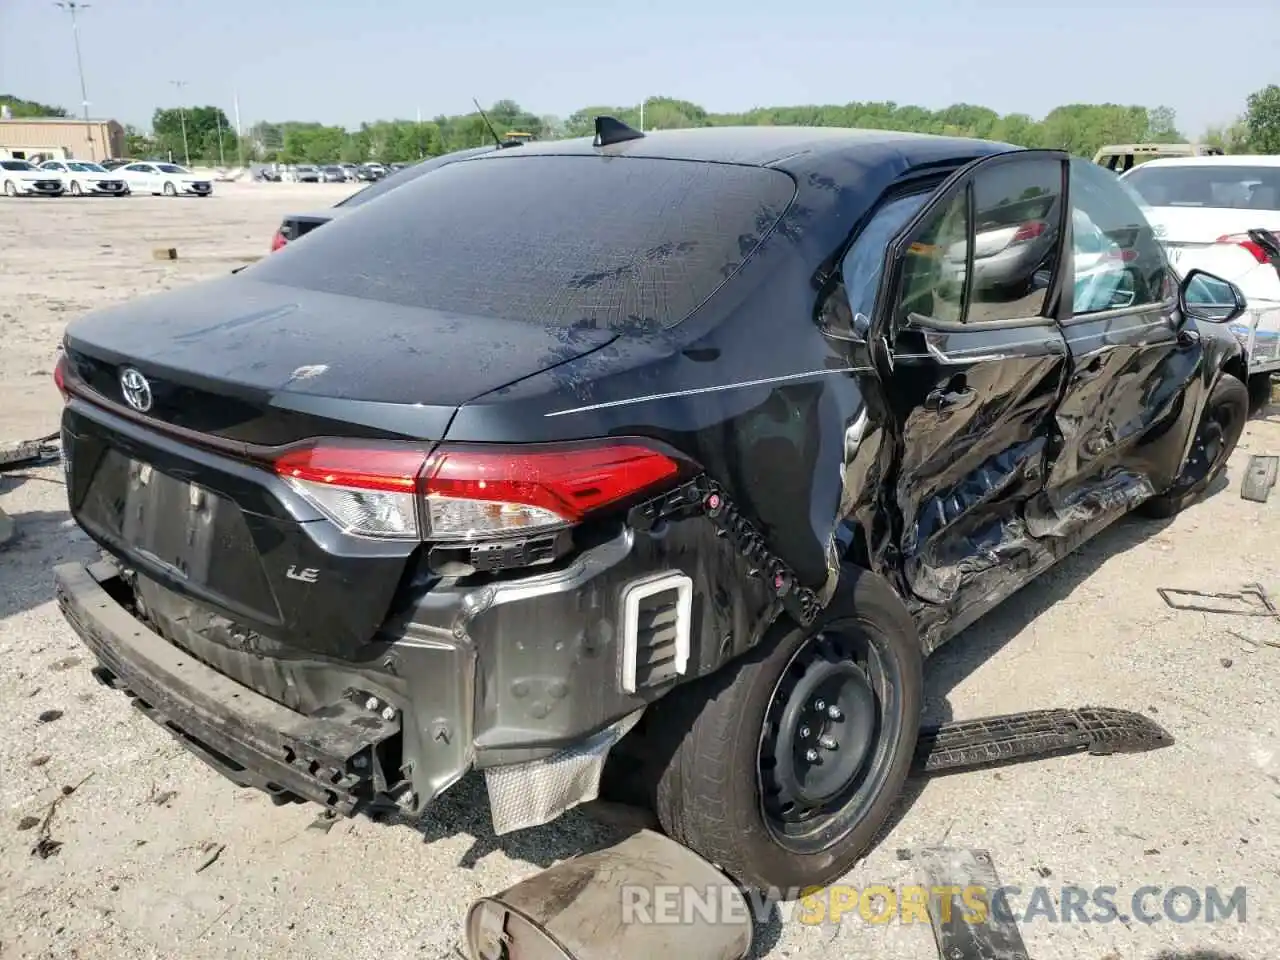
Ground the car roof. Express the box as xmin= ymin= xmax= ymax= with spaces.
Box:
xmin=1127 ymin=155 xmax=1280 ymax=169
xmin=471 ymin=125 xmax=1012 ymax=172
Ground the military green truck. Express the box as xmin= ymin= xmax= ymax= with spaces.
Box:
xmin=1093 ymin=142 xmax=1224 ymax=173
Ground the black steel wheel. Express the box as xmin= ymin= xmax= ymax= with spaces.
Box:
xmin=1140 ymin=372 xmax=1248 ymax=519
xmin=650 ymin=564 xmax=922 ymax=891
xmin=757 ymin=624 xmax=904 ymax=855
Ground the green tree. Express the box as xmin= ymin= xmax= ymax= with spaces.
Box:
xmin=0 ymin=94 xmax=69 ymax=118
xmin=152 ymin=105 xmax=238 ymax=166
xmin=123 ymin=124 xmax=155 ymax=158
xmin=1244 ymin=84 xmax=1280 ymax=154
xmin=1202 ymin=119 xmax=1252 ymax=154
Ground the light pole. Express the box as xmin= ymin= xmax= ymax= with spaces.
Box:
xmin=638 ymin=96 xmax=653 ymax=133
xmin=53 ymin=1 xmax=94 ymax=157
xmin=169 ymin=80 xmax=190 ymax=167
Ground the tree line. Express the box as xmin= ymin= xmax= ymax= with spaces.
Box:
xmin=4 ymin=86 xmax=1279 ymax=167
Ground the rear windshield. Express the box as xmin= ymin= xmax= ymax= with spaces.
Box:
xmin=1124 ymin=164 xmax=1280 ymax=211
xmin=250 ymin=155 xmax=797 ymax=332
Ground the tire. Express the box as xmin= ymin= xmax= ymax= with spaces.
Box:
xmin=1139 ymin=372 xmax=1248 ymax=519
xmin=70 ymin=181 xmax=82 ymax=196
xmin=3 ymin=180 xmax=15 ymax=198
xmin=163 ymin=181 xmax=177 ymax=197
xmin=650 ymin=564 xmax=923 ymax=891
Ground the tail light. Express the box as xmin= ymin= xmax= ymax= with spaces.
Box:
xmin=53 ymin=352 xmax=70 ymax=403
xmin=270 ymin=229 xmax=288 ymax=252
xmin=1215 ymin=232 xmax=1280 ymax=265
xmin=1011 ymin=221 xmax=1047 ymax=243
xmin=273 ymin=439 xmax=686 ymax=542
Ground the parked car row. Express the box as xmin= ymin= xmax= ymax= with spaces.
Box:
xmin=0 ymin=158 xmax=213 ymax=198
xmin=255 ymin=162 xmax=407 ymax=184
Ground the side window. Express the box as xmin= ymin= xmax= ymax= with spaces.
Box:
xmin=897 ymin=190 xmax=969 ymax=326
xmin=1068 ymin=157 xmax=1170 ymax=316
xmin=892 ymin=157 xmax=1065 ymax=327
xmin=832 ymin=191 xmax=930 ymax=335
xmin=967 ymin=158 xmax=1063 ymax=323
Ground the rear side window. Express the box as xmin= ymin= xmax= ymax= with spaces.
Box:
xmin=250 ymin=155 xmax=797 ymax=332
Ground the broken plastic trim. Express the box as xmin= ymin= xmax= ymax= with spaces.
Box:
xmin=911 ymin=706 xmax=1173 ymax=776
xmin=628 ymin=475 xmax=823 ymax=627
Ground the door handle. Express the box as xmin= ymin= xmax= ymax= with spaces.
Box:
xmin=924 ymin=379 xmax=975 ymax=413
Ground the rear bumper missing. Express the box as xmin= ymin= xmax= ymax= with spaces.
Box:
xmin=52 ymin=556 xmax=649 ymax=833
xmin=54 ymin=559 xmax=406 ymax=814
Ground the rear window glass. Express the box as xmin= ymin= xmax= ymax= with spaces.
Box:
xmin=1124 ymin=165 xmax=1280 ymax=211
xmin=249 ymin=155 xmax=796 ymax=332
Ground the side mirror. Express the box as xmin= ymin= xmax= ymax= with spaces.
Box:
xmin=1178 ymin=269 xmax=1247 ymax=324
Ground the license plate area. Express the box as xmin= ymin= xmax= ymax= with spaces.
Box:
xmin=121 ymin=458 xmax=220 ymax=581
xmin=77 ymin=448 xmax=281 ymax=621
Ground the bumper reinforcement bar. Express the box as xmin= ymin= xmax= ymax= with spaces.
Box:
xmin=54 ymin=559 xmax=400 ymax=815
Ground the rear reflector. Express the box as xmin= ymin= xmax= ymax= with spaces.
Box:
xmin=272 ymin=439 xmax=685 ymax=542
xmin=53 ymin=352 xmax=70 ymax=403
xmin=270 ymin=229 xmax=288 ymax=252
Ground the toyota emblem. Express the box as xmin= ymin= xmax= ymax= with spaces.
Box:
xmin=119 ymin=367 xmax=153 ymax=413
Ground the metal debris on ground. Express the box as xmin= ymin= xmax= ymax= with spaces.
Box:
xmin=1241 ymin=455 xmax=1279 ymax=502
xmin=911 ymin=706 xmax=1173 ymax=776
xmin=29 ymin=772 xmax=94 ymax=860
xmin=1158 ymin=583 xmax=1280 ymax=618
xmin=916 ymin=848 xmax=1030 ymax=960
xmin=0 ymin=433 xmax=60 ymax=471
xmin=195 ymin=842 xmax=226 ymax=874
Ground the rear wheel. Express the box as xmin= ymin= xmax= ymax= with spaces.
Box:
xmin=651 ymin=565 xmax=922 ymax=891
xmin=3 ymin=180 xmax=16 ymax=198
xmin=1139 ymin=372 xmax=1248 ymax=519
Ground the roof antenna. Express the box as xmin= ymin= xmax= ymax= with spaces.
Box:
xmin=594 ymin=115 xmax=645 ymax=147
xmin=472 ymin=98 xmax=505 ymax=148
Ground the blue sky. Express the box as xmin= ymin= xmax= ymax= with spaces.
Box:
xmin=1 ymin=0 xmax=1276 ymax=135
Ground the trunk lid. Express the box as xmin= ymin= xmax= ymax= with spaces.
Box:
xmin=64 ymin=275 xmax=617 ymax=445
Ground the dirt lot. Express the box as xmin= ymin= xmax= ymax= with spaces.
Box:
xmin=1 ymin=183 xmax=1278 ymax=960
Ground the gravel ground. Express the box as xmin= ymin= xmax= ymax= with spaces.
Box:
xmin=1 ymin=182 xmax=1277 ymax=960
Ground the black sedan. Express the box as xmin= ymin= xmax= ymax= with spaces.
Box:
xmin=52 ymin=120 xmax=1250 ymax=892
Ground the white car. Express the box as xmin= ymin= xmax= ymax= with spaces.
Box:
xmin=115 ymin=161 xmax=213 ymax=197
xmin=0 ymin=158 xmax=65 ymax=197
xmin=1122 ymin=156 xmax=1280 ymax=381
xmin=38 ymin=159 xmax=129 ymax=197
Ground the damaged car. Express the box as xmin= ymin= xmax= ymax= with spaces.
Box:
xmin=52 ymin=121 xmax=1250 ymax=892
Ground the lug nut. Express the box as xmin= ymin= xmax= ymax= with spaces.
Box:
xmin=819 ymin=735 xmax=838 ymax=750
xmin=381 ymin=706 xmax=397 ymax=721
xmin=799 ymin=726 xmax=811 ymax=738
xmin=805 ymin=749 xmax=819 ymax=762
xmin=814 ymin=699 xmax=826 ymax=712
xmin=827 ymin=705 xmax=843 ymax=721
xmin=364 ymin=696 xmax=380 ymax=712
